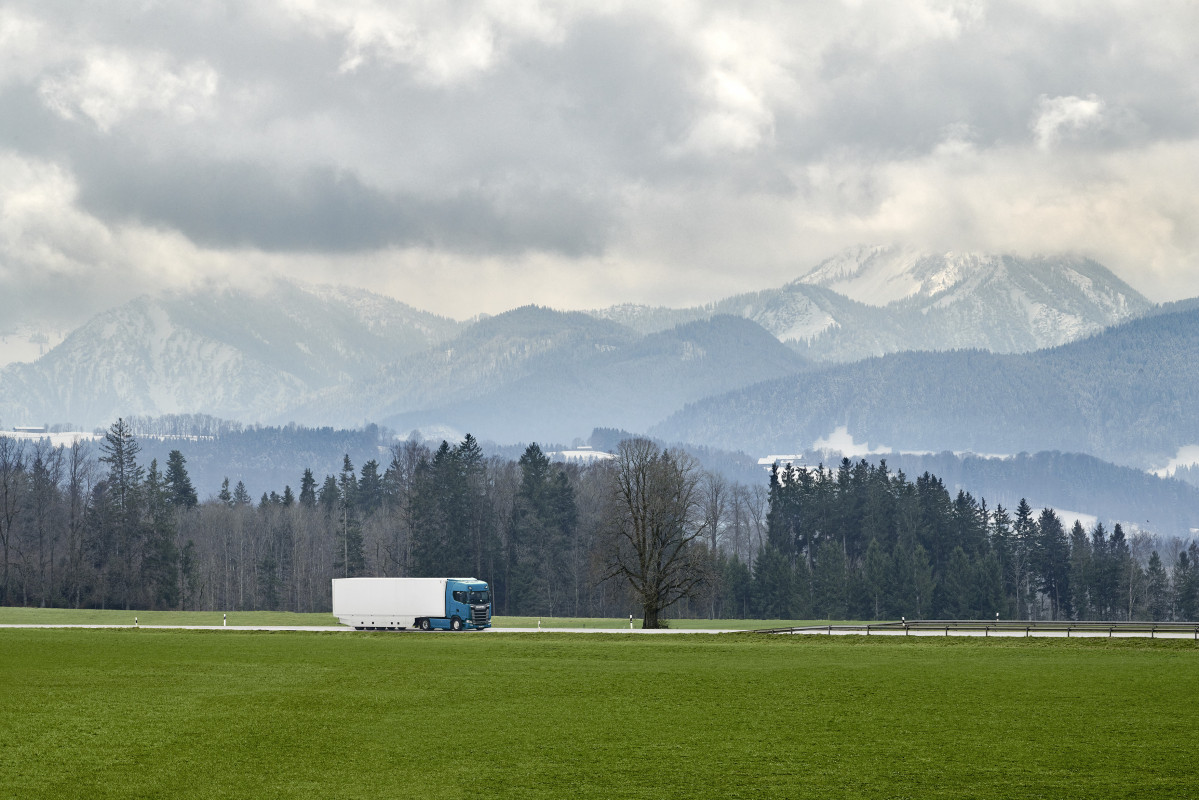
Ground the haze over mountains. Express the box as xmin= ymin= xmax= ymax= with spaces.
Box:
xmin=654 ymin=306 xmax=1199 ymax=468
xmin=0 ymin=247 xmax=1185 ymax=466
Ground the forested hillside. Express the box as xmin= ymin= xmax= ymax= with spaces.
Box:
xmin=383 ymin=315 xmax=808 ymax=443
xmin=845 ymin=451 xmax=1199 ymax=539
xmin=655 ymin=307 xmax=1199 ymax=467
xmin=283 ymin=307 xmax=808 ymax=443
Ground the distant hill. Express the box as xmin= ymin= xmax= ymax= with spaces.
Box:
xmin=0 ymin=281 xmax=459 ymax=428
xmin=874 ymin=450 xmax=1199 ymax=539
xmin=282 ymin=305 xmax=642 ymax=429
xmin=377 ymin=313 xmax=808 ymax=444
xmin=653 ymin=307 xmax=1199 ymax=468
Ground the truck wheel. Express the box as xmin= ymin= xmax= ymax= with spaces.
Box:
xmin=451 ymin=617 xmax=462 ymax=631
xmin=419 ymin=619 xmax=431 ymax=631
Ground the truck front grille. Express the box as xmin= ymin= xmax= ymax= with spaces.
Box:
xmin=472 ymin=606 xmax=489 ymax=625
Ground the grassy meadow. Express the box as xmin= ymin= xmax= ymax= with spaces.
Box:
xmin=0 ymin=607 xmax=831 ymax=629
xmin=1 ymin=626 xmax=1196 ymax=798
xmin=0 ymin=606 xmax=340 ymax=627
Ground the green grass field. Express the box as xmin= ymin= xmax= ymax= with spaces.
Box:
xmin=1 ymin=627 xmax=1195 ymax=798
xmin=0 ymin=607 xmax=832 ymax=629
xmin=0 ymin=606 xmax=341 ymax=626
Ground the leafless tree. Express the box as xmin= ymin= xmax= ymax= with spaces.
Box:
xmin=604 ymin=438 xmax=709 ymax=628
xmin=0 ymin=438 xmax=26 ymax=605
xmin=63 ymin=439 xmax=95 ymax=608
xmin=744 ymin=483 xmax=770 ymax=567
xmin=21 ymin=440 xmax=64 ymax=607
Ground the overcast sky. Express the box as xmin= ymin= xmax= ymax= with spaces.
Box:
xmin=1 ymin=0 xmax=1197 ymax=332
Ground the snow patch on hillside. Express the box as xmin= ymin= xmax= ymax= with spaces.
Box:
xmin=0 ymin=430 xmax=100 ymax=447
xmin=1052 ymin=509 xmax=1099 ymax=531
xmin=812 ymin=426 xmax=895 ymax=457
xmin=798 ymin=244 xmax=925 ymax=306
xmin=1151 ymin=445 xmax=1199 ymax=477
xmin=0 ymin=325 xmax=67 ymax=367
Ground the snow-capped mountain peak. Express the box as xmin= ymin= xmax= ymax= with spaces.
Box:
xmin=792 ymin=244 xmax=929 ymax=306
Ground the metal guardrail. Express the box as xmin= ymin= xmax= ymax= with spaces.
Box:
xmin=755 ymin=619 xmax=1199 ymax=638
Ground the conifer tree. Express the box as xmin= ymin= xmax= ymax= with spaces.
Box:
xmin=318 ymin=475 xmax=339 ymax=516
xmin=1145 ymin=551 xmax=1170 ymax=621
xmin=1089 ymin=522 xmax=1115 ymax=618
xmin=164 ymin=449 xmax=198 ymax=509
xmin=751 ymin=544 xmax=794 ymax=619
xmin=989 ymin=504 xmax=1015 ymax=617
xmin=99 ymin=418 xmax=146 ymax=609
xmin=1013 ymin=499 xmax=1037 ymax=619
xmin=509 ymin=443 xmax=576 ymax=615
xmin=863 ymin=537 xmax=891 ymax=620
xmin=357 ymin=460 xmax=383 ymax=517
xmin=1174 ymin=544 xmax=1198 ymax=621
xmin=1036 ymin=508 xmax=1070 ymax=620
xmin=1110 ymin=523 xmax=1134 ymax=620
xmin=1068 ymin=521 xmax=1091 ymax=619
xmin=142 ymin=459 xmax=179 ymax=609
xmin=334 ymin=455 xmax=364 ymax=578
xmin=299 ymin=469 xmax=317 ymax=509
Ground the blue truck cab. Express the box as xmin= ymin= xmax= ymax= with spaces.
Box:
xmin=419 ymin=578 xmax=492 ymax=631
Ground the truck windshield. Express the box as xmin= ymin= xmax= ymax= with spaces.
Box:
xmin=468 ymin=590 xmax=490 ymax=605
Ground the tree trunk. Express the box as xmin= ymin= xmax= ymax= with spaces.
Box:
xmin=642 ymin=602 xmax=660 ymax=629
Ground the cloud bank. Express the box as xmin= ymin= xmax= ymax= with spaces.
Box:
xmin=1 ymin=0 xmax=1197 ymax=332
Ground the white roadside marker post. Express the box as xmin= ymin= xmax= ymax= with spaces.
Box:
xmin=223 ymin=613 xmax=227 ymax=627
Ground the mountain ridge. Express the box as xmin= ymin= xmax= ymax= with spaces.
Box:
xmin=651 ymin=306 xmax=1199 ymax=469
xmin=591 ymin=246 xmax=1151 ymax=361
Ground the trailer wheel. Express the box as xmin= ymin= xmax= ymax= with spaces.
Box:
xmin=419 ymin=618 xmax=431 ymax=631
xmin=451 ymin=617 xmax=462 ymax=631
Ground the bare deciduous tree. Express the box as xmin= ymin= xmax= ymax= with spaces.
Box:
xmin=0 ymin=438 xmax=26 ymax=605
xmin=604 ymin=438 xmax=709 ymax=628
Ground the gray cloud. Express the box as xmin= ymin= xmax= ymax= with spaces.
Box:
xmin=1 ymin=0 xmax=1198 ymax=337
xmin=73 ymin=150 xmax=611 ymax=255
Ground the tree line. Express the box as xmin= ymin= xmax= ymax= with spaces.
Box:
xmin=1 ymin=422 xmax=1195 ymax=624
xmin=757 ymin=459 xmax=1197 ymax=622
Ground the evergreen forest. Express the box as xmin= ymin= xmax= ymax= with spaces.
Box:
xmin=1 ymin=420 xmax=1196 ymax=623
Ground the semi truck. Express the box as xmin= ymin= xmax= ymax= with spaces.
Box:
xmin=331 ymin=577 xmax=492 ymax=631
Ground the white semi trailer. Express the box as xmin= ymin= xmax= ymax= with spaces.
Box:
xmin=332 ymin=577 xmax=492 ymax=631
